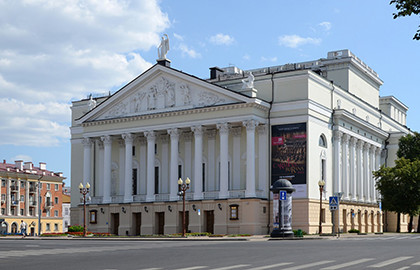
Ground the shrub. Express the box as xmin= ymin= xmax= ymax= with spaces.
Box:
xmin=348 ymin=229 xmax=360 ymax=233
xmin=68 ymin=225 xmax=84 ymax=232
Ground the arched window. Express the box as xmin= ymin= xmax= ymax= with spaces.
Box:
xmin=319 ymin=134 xmax=327 ymax=148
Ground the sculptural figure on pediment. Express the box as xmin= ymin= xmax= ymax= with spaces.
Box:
xmin=158 ymin=34 xmax=170 ymax=60
xmin=241 ymin=72 xmax=254 ymax=89
xmin=147 ymin=89 xmax=157 ymax=110
xmin=179 ymin=84 xmax=191 ymax=106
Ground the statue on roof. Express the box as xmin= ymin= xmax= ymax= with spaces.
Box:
xmin=242 ymin=72 xmax=254 ymax=89
xmin=158 ymin=34 xmax=170 ymax=60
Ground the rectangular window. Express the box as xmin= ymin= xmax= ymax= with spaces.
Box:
xmin=54 ymin=223 xmax=58 ymax=231
xmin=1 ymin=208 xmax=5 ymax=215
xmin=178 ymin=165 xmax=182 ymax=180
xmin=20 ymin=195 xmax=24 ymax=202
xmin=54 ymin=197 xmax=59 ymax=204
xmin=20 ymin=209 xmax=24 ymax=215
xmin=29 ymin=208 xmax=33 ymax=216
xmin=54 ymin=210 xmax=58 ymax=217
xmin=46 ymin=223 xmax=50 ymax=231
xmin=154 ymin=143 xmax=157 ymax=154
xmin=230 ymin=205 xmax=239 ymax=220
xmin=202 ymin=163 xmax=206 ymax=192
xmin=46 ymin=209 xmax=50 ymax=217
xmin=1 ymin=194 xmax=5 ymax=201
xmin=46 ymin=183 xmax=50 ymax=190
xmin=20 ymin=181 xmax=25 ymax=188
xmin=154 ymin=166 xmax=159 ymax=194
xmin=1 ymin=179 xmax=5 ymax=187
xmin=55 ymin=184 xmax=59 ymax=191
xmin=90 ymin=210 xmax=97 ymax=224
xmin=132 ymin=145 xmax=136 ymax=156
xmin=132 ymin=168 xmax=138 ymax=195
xmin=64 ymin=207 xmax=69 ymax=216
xmin=11 ymin=208 xmax=15 ymax=215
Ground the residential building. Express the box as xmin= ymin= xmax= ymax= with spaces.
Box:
xmin=62 ymin=192 xmax=71 ymax=232
xmin=0 ymin=160 xmax=65 ymax=235
xmin=70 ymin=49 xmax=411 ymax=235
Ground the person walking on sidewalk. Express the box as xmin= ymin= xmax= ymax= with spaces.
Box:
xmin=20 ymin=220 xmax=27 ymax=237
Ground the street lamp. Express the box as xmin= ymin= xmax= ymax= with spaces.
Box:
xmin=318 ymin=180 xmax=325 ymax=234
xmin=79 ymin=182 xmax=90 ymax=237
xmin=178 ymin=177 xmax=190 ymax=237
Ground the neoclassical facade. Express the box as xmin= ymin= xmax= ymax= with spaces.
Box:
xmin=71 ymin=50 xmax=410 ymax=235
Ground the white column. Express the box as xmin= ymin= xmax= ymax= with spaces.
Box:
xmin=122 ymin=133 xmax=133 ymax=203
xmin=184 ymin=133 xmax=192 ymax=180
xmin=25 ymin=180 xmax=30 ymax=216
xmin=357 ymin=140 xmax=364 ymax=201
xmin=244 ymin=120 xmax=258 ymax=198
xmin=168 ymin=128 xmax=180 ymax=201
xmin=82 ymin=137 xmax=92 ymax=186
xmin=350 ymin=137 xmax=357 ymax=201
xmin=217 ymin=123 xmax=230 ymax=199
xmin=231 ymin=127 xmax=242 ymax=190
xmin=374 ymin=148 xmax=381 ymax=203
xmin=207 ymin=129 xmax=216 ymax=191
xmin=333 ymin=130 xmax=342 ymax=194
xmin=342 ymin=134 xmax=350 ymax=200
xmin=145 ymin=131 xmax=155 ymax=202
xmin=363 ymin=143 xmax=370 ymax=202
xmin=369 ymin=146 xmax=375 ymax=203
xmin=118 ymin=140 xmax=125 ymax=196
xmin=257 ymin=125 xmax=268 ymax=196
xmin=101 ymin=135 xmax=112 ymax=203
xmin=97 ymin=140 xmax=104 ymax=197
xmin=139 ymin=137 xmax=147 ymax=195
xmin=191 ymin=126 xmax=203 ymax=200
xmin=160 ymin=135 xmax=169 ymax=194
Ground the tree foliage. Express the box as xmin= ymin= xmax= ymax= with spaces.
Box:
xmin=397 ymin=131 xmax=420 ymax=160
xmin=390 ymin=0 xmax=420 ymax=40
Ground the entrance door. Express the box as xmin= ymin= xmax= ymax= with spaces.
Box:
xmin=111 ymin=213 xmax=120 ymax=235
xmin=156 ymin=212 xmax=164 ymax=235
xmin=133 ymin=212 xmax=141 ymax=236
xmin=205 ymin=210 xmax=214 ymax=234
xmin=342 ymin=209 xmax=347 ymax=233
xmin=11 ymin=223 xmax=17 ymax=234
xmin=178 ymin=211 xmax=189 ymax=233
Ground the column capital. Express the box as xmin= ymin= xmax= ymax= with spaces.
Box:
xmin=333 ymin=130 xmax=343 ymax=140
xmin=376 ymin=147 xmax=382 ymax=155
xmin=206 ymin=129 xmax=217 ymax=139
xmin=363 ymin=143 xmax=371 ymax=151
xmin=231 ymin=127 xmax=242 ymax=137
xmin=168 ymin=128 xmax=180 ymax=139
xmin=191 ymin=125 xmax=203 ymax=136
xmin=370 ymin=146 xmax=377 ymax=154
xmin=159 ymin=134 xmax=169 ymax=144
xmin=122 ymin=133 xmax=134 ymax=144
xmin=350 ymin=137 xmax=358 ymax=146
xmin=257 ymin=124 xmax=267 ymax=135
xmin=82 ymin=137 xmax=92 ymax=147
xmin=138 ymin=137 xmax=147 ymax=146
xmin=243 ymin=120 xmax=259 ymax=131
xmin=342 ymin=133 xmax=351 ymax=143
xmin=101 ymin=135 xmax=112 ymax=146
xmin=357 ymin=140 xmax=365 ymax=148
xmin=183 ymin=132 xmax=193 ymax=142
xmin=217 ymin=122 xmax=230 ymax=134
xmin=144 ymin=131 xmax=156 ymax=141
xmin=118 ymin=139 xmax=125 ymax=148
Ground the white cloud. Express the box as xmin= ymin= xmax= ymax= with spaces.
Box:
xmin=0 ymin=0 xmax=169 ymax=146
xmin=173 ymin=33 xmax=184 ymax=41
xmin=178 ymin=44 xmax=201 ymax=59
xmin=319 ymin=22 xmax=332 ymax=31
xmin=209 ymin=33 xmax=235 ymax=46
xmin=278 ymin=35 xmax=321 ymax=48
xmin=261 ymin=56 xmax=278 ymax=62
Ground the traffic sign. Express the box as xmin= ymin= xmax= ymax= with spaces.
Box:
xmin=330 ymin=205 xmax=338 ymax=211
xmin=280 ymin=191 xmax=287 ymax=201
xmin=329 ymin=196 xmax=339 ymax=207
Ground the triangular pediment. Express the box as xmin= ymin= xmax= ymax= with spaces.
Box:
xmin=78 ymin=64 xmax=252 ymax=123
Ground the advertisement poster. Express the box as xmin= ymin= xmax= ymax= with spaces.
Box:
xmin=271 ymin=123 xmax=307 ymax=187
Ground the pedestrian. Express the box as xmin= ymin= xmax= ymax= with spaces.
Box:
xmin=20 ymin=220 xmax=27 ymax=237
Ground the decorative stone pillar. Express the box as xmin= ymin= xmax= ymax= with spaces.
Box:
xmin=350 ymin=137 xmax=357 ymax=201
xmin=257 ymin=125 xmax=268 ymax=196
xmin=244 ymin=120 xmax=258 ymax=198
xmin=184 ymin=132 xmax=193 ymax=182
xmin=97 ymin=140 xmax=104 ymax=197
xmin=206 ymin=129 xmax=217 ymax=191
xmin=122 ymin=133 xmax=133 ymax=203
xmin=160 ymin=135 xmax=169 ymax=194
xmin=217 ymin=123 xmax=230 ymax=199
xmin=374 ymin=147 xmax=382 ymax=203
xmin=101 ymin=135 xmax=112 ymax=204
xmin=191 ymin=126 xmax=203 ymax=200
xmin=139 ymin=137 xmax=147 ymax=195
xmin=357 ymin=140 xmax=364 ymax=201
xmin=82 ymin=137 xmax=92 ymax=186
xmin=144 ymin=131 xmax=156 ymax=202
xmin=363 ymin=143 xmax=370 ymax=203
xmin=231 ymin=127 xmax=242 ymax=190
xmin=342 ymin=134 xmax=350 ymax=200
xmin=168 ymin=128 xmax=180 ymax=201
xmin=369 ymin=146 xmax=376 ymax=203
xmin=333 ymin=130 xmax=343 ymax=194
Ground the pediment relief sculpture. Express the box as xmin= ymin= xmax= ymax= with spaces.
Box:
xmin=97 ymin=76 xmax=234 ymax=120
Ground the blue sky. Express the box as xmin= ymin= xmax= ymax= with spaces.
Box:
xmin=0 ymin=0 xmax=419 ymax=186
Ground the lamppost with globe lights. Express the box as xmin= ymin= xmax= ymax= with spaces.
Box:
xmin=318 ymin=180 xmax=325 ymax=234
xmin=79 ymin=182 xmax=90 ymax=237
xmin=178 ymin=177 xmax=190 ymax=237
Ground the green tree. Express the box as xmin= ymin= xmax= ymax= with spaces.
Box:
xmin=390 ymin=0 xmax=420 ymax=40
xmin=374 ymin=158 xmax=420 ymax=232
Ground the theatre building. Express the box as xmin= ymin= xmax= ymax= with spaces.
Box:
xmin=70 ymin=49 xmax=410 ymax=235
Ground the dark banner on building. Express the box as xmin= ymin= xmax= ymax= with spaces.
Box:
xmin=271 ymin=123 xmax=307 ymax=185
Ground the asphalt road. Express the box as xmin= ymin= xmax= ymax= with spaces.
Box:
xmin=0 ymin=235 xmax=419 ymax=270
